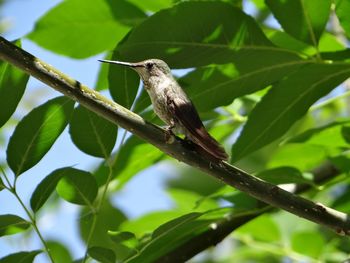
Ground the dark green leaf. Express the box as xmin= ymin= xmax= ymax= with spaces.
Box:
xmin=109 ymin=231 xmax=135 ymax=242
xmin=0 ymin=250 xmax=42 ymax=263
xmin=0 ymin=176 xmax=4 ymax=191
xmin=107 ymin=51 xmax=140 ymax=108
xmin=27 ymin=0 xmax=146 ymax=58
xmin=69 ymin=106 xmax=117 ymax=158
xmin=266 ymin=0 xmax=331 ymax=45
xmin=291 ymin=231 xmax=325 ymax=258
xmin=232 ymin=63 xmax=350 ymax=161
xmin=0 ymin=214 xmax=31 ymax=236
xmin=341 ymin=125 xmax=350 ymax=144
xmin=118 ymin=1 xmax=295 ymax=68
xmin=0 ymin=40 xmax=28 ymax=128
xmin=113 ymin=136 xmax=164 ymax=189
xmin=330 ymin=152 xmax=350 ymax=173
xmin=56 ymin=168 xmax=98 ymax=205
xmin=47 ymin=240 xmax=73 ymax=263
xmin=30 ymin=167 xmax=74 ymax=212
xmin=6 ymin=96 xmax=74 ymax=176
xmin=88 ymin=246 xmax=116 ymax=263
xmin=256 ymin=167 xmax=313 ymax=185
xmin=335 ymin=0 xmax=350 ymax=39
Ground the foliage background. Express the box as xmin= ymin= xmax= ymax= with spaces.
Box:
xmin=1 ymin=0 xmax=350 ymax=262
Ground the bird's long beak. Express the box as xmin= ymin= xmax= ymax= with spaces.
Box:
xmin=98 ymin=59 xmax=143 ymax=68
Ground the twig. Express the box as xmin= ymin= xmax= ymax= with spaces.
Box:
xmin=0 ymin=36 xmax=349 ymax=235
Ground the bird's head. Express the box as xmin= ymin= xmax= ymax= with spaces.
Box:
xmin=99 ymin=59 xmax=172 ymax=83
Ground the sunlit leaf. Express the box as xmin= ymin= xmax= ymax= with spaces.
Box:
xmin=0 ymin=214 xmax=31 ymax=236
xmin=256 ymin=166 xmax=313 ymax=185
xmin=6 ymin=96 xmax=74 ymax=176
xmin=291 ymin=231 xmax=325 ymax=258
xmin=0 ymin=40 xmax=28 ymax=128
xmin=69 ymin=106 xmax=117 ymax=158
xmin=113 ymin=136 xmax=164 ymax=189
xmin=27 ymin=0 xmax=146 ymax=58
xmin=56 ymin=168 xmax=98 ymax=205
xmin=47 ymin=240 xmax=73 ymax=263
xmin=266 ymin=0 xmax=331 ymax=45
xmin=232 ymin=63 xmax=350 ymax=161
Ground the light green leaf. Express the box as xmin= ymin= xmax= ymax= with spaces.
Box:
xmin=335 ymin=0 xmax=350 ymax=39
xmin=0 ymin=214 xmax=31 ymax=236
xmin=6 ymin=96 xmax=74 ymax=176
xmin=113 ymin=136 xmax=164 ymax=189
xmin=126 ymin=0 xmax=172 ymax=12
xmin=266 ymin=0 xmax=331 ymax=45
xmin=47 ymin=240 xmax=73 ymax=263
xmin=291 ymin=231 xmax=325 ymax=258
xmin=88 ymin=246 xmax=116 ymax=263
xmin=232 ymin=63 xmax=350 ymax=161
xmin=30 ymin=167 xmax=73 ymax=212
xmin=108 ymin=231 xmax=138 ymax=249
xmin=286 ymin=121 xmax=350 ymax=147
xmin=236 ymin=215 xmax=281 ymax=242
xmin=56 ymin=168 xmax=98 ymax=205
xmin=256 ymin=166 xmax=313 ymax=185
xmin=69 ymin=106 xmax=117 ymax=158
xmin=0 ymin=40 xmax=29 ymax=128
xmin=27 ymin=0 xmax=146 ymax=58
xmin=268 ymin=144 xmax=326 ymax=171
xmin=0 ymin=250 xmax=42 ymax=263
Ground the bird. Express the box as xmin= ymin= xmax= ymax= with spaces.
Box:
xmin=99 ymin=58 xmax=228 ymax=162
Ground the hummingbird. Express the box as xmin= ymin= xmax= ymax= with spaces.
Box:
xmin=99 ymin=59 xmax=228 ymax=162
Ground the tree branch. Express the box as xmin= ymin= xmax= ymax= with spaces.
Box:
xmin=157 ymin=161 xmax=341 ymax=262
xmin=0 ymin=36 xmax=349 ymax=235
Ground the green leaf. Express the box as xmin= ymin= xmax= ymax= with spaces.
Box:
xmin=286 ymin=121 xmax=350 ymax=147
xmin=236 ymin=215 xmax=281 ymax=242
xmin=69 ymin=106 xmax=117 ymax=158
xmin=256 ymin=167 xmax=312 ymax=185
xmin=113 ymin=136 xmax=164 ymax=189
xmin=27 ymin=0 xmax=146 ymax=58
xmin=268 ymin=144 xmax=326 ymax=171
xmin=124 ymin=209 xmax=231 ymax=263
xmin=126 ymin=0 xmax=172 ymax=12
xmin=88 ymin=246 xmax=116 ymax=263
xmin=266 ymin=0 xmax=331 ymax=45
xmin=79 ymin=201 xmax=127 ymax=256
xmin=0 ymin=250 xmax=42 ymax=263
xmin=335 ymin=0 xmax=350 ymax=39
xmin=56 ymin=168 xmax=98 ymax=205
xmin=291 ymin=231 xmax=325 ymax=258
xmin=47 ymin=240 xmax=73 ymax=263
xmin=30 ymin=167 xmax=74 ymax=212
xmin=117 ymin=1 xmax=297 ymax=68
xmin=330 ymin=152 xmax=350 ymax=173
xmin=107 ymin=51 xmax=140 ymax=108
xmin=6 ymin=96 xmax=74 ymax=176
xmin=0 ymin=176 xmax=4 ymax=191
xmin=0 ymin=40 xmax=29 ymax=128
xmin=0 ymin=214 xmax=31 ymax=236
xmin=232 ymin=63 xmax=350 ymax=161
xmin=108 ymin=231 xmax=138 ymax=249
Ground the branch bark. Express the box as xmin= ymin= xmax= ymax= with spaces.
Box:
xmin=0 ymin=36 xmax=349 ymax=235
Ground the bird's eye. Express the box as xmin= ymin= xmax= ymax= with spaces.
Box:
xmin=146 ymin=63 xmax=153 ymax=70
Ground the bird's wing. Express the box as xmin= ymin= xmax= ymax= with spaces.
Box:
xmin=168 ymin=97 xmax=228 ymax=161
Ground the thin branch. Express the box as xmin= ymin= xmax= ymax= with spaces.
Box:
xmin=0 ymin=36 xmax=349 ymax=235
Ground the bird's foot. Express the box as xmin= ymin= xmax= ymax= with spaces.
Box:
xmin=164 ymin=126 xmax=175 ymax=144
